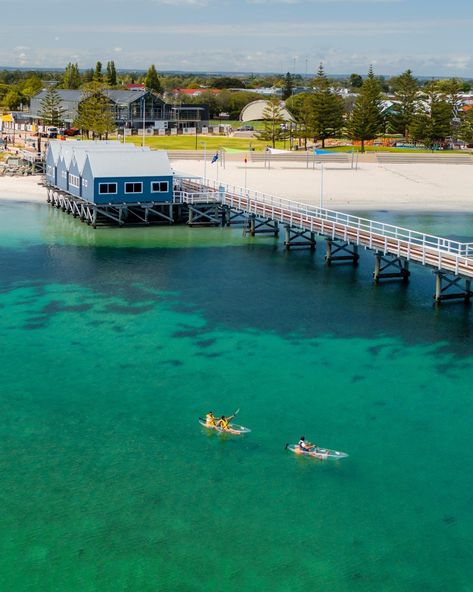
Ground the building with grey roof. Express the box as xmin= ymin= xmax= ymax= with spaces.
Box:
xmin=30 ymin=90 xmax=209 ymax=132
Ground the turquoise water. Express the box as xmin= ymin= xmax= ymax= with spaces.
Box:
xmin=1 ymin=201 xmax=473 ymax=591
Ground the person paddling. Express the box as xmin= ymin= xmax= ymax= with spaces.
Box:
xmin=205 ymin=411 xmax=216 ymax=427
xmin=218 ymin=413 xmax=236 ymax=431
xmin=298 ymin=436 xmax=317 ymax=453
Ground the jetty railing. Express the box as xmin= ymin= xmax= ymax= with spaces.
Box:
xmin=179 ymin=178 xmax=473 ymax=279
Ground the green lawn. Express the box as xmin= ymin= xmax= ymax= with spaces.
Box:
xmin=124 ymin=135 xmax=289 ymax=151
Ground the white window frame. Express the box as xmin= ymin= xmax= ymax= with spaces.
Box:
xmin=124 ymin=182 xmax=143 ymax=194
xmin=69 ymin=174 xmax=80 ymax=188
xmin=82 ymin=179 xmax=88 ymax=188
xmin=98 ymin=182 xmax=117 ymax=195
xmin=151 ymin=181 xmax=169 ymax=193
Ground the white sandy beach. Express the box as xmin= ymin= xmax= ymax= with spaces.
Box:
xmin=0 ymin=175 xmax=45 ymax=202
xmin=0 ymin=162 xmax=472 ymax=213
xmin=173 ymin=160 xmax=473 ymax=213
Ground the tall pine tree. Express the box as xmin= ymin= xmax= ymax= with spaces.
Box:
xmin=62 ymin=63 xmax=81 ymax=89
xmin=93 ymin=62 xmax=103 ymax=83
xmin=282 ymin=72 xmax=293 ymax=100
xmin=38 ymin=86 xmax=66 ymax=127
xmin=74 ymin=85 xmax=116 ymax=139
xmin=255 ymin=98 xmax=286 ymax=148
xmin=347 ymin=66 xmax=383 ymax=152
xmin=144 ymin=65 xmax=162 ymax=94
xmin=410 ymin=82 xmax=452 ymax=149
xmin=311 ymin=63 xmax=344 ymax=148
xmin=388 ymin=69 xmax=419 ymax=138
xmin=106 ymin=61 xmax=117 ymax=87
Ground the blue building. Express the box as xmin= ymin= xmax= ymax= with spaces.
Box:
xmin=80 ymin=151 xmax=173 ymax=204
xmin=45 ymin=141 xmax=174 ymax=204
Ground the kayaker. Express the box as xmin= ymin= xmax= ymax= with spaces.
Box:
xmin=298 ymin=436 xmax=317 ymax=453
xmin=218 ymin=413 xmax=236 ymax=430
xmin=205 ymin=412 xmax=216 ymax=427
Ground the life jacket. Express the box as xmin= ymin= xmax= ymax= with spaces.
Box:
xmin=206 ymin=414 xmax=216 ymax=426
xmin=219 ymin=418 xmax=229 ymax=429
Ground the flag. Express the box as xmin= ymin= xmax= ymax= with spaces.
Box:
xmin=211 ymin=152 xmax=219 ymax=164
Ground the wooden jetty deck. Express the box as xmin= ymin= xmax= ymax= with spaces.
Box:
xmin=178 ymin=179 xmax=473 ymax=304
xmin=45 ymin=175 xmax=473 ymax=304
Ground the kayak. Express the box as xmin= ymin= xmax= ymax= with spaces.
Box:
xmin=286 ymin=444 xmax=348 ymax=460
xmin=198 ymin=418 xmax=251 ymax=435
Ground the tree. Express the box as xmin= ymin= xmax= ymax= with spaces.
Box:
xmin=282 ymin=72 xmax=293 ymax=100
xmin=311 ymin=63 xmax=344 ymax=148
xmin=38 ymin=86 xmax=66 ymax=127
xmin=73 ymin=85 xmax=116 ymax=138
xmin=82 ymin=68 xmax=94 ymax=84
xmin=285 ymin=92 xmax=315 ymax=149
xmin=349 ymin=73 xmax=363 ymax=89
xmin=62 ymin=63 xmax=81 ymax=89
xmin=212 ymin=77 xmax=245 ymax=89
xmin=388 ymin=69 xmax=419 ymax=138
xmin=2 ymin=88 xmax=23 ymax=110
xmin=93 ymin=61 xmax=103 ymax=83
xmin=255 ymin=98 xmax=286 ymax=148
xmin=19 ymin=74 xmax=43 ymax=105
xmin=410 ymin=82 xmax=452 ymax=149
xmin=106 ymin=61 xmax=117 ymax=86
xmin=144 ymin=65 xmax=162 ymax=94
xmin=459 ymin=108 xmax=473 ymax=143
xmin=347 ymin=66 xmax=383 ymax=152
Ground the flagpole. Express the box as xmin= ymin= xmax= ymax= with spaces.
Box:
xmin=142 ymin=94 xmax=145 ymax=148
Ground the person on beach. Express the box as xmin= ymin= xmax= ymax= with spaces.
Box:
xmin=298 ymin=436 xmax=317 ymax=453
xmin=205 ymin=411 xmax=216 ymax=427
xmin=218 ymin=413 xmax=236 ymax=431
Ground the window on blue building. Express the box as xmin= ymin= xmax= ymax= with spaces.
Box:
xmin=151 ymin=181 xmax=169 ymax=193
xmin=99 ymin=183 xmax=117 ymax=194
xmin=125 ymin=182 xmax=143 ymax=194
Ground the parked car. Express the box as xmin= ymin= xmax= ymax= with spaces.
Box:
xmin=63 ymin=128 xmax=80 ymax=136
xmin=40 ymin=127 xmax=58 ymax=138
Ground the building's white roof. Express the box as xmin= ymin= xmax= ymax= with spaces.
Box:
xmin=240 ymin=99 xmax=296 ymax=122
xmin=48 ymin=140 xmax=150 ymax=171
xmin=86 ymin=150 xmax=172 ymax=178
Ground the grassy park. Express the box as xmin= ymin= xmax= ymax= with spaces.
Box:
xmin=121 ymin=135 xmax=468 ymax=153
xmin=124 ymin=135 xmax=288 ymax=151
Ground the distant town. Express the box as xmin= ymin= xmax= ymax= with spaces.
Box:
xmin=1 ymin=61 xmax=473 ymax=155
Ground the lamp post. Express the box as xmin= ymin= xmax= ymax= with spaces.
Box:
xmin=320 ymin=163 xmax=324 ymax=209
xmin=199 ymin=141 xmax=207 ymax=179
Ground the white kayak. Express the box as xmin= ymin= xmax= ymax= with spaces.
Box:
xmin=286 ymin=444 xmax=348 ymax=460
xmin=199 ymin=418 xmax=251 ymax=435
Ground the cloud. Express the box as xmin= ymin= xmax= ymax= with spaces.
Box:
xmin=58 ymin=19 xmax=473 ymax=38
xmin=247 ymin=0 xmax=402 ymax=3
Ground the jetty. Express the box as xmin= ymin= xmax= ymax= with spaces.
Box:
xmin=43 ymin=141 xmax=473 ymax=305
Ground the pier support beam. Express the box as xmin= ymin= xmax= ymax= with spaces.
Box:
xmin=325 ymin=239 xmax=359 ymax=265
xmin=373 ymin=253 xmax=410 ymax=283
xmin=244 ymin=215 xmax=279 ymax=237
xmin=187 ymin=203 xmax=220 ymax=226
xmin=284 ymin=225 xmax=316 ymax=250
xmin=434 ymin=272 xmax=472 ymax=304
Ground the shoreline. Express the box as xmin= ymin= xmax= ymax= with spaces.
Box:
xmin=1 ymin=161 xmax=473 ymax=215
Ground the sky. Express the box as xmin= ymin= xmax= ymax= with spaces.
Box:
xmin=1 ymin=0 xmax=473 ymax=77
